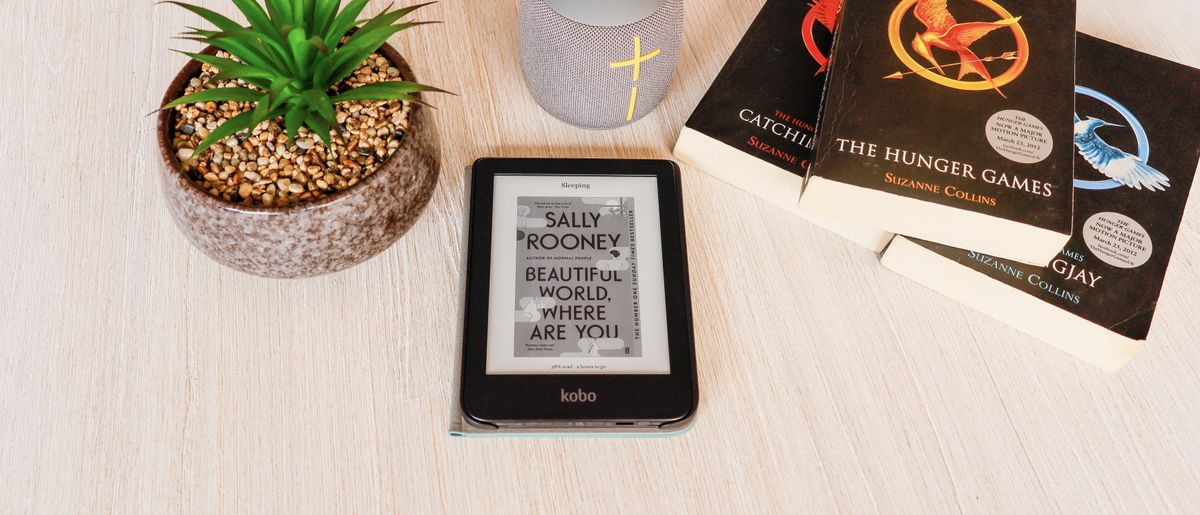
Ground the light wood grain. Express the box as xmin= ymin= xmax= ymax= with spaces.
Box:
xmin=2 ymin=0 xmax=1199 ymax=512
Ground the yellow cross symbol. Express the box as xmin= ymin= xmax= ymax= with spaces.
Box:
xmin=610 ymin=35 xmax=662 ymax=121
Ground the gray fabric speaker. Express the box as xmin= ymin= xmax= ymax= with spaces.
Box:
xmin=518 ymin=0 xmax=684 ymax=129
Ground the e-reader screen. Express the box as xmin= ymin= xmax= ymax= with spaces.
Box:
xmin=486 ymin=174 xmax=670 ymax=375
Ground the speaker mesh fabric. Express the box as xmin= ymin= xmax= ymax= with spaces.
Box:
xmin=519 ymin=0 xmax=683 ymax=129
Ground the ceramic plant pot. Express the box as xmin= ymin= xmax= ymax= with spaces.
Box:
xmin=156 ymin=43 xmax=440 ymax=278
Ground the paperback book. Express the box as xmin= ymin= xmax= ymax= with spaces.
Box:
xmin=881 ymin=33 xmax=1200 ymax=370
xmin=800 ymin=0 xmax=1077 ymax=265
xmin=673 ymin=0 xmax=892 ymax=251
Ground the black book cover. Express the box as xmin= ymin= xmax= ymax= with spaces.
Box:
xmin=810 ymin=0 xmax=1076 ymax=232
xmin=683 ymin=0 xmax=841 ymax=176
xmin=911 ymin=33 xmax=1200 ymax=341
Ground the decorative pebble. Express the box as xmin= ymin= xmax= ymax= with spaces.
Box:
xmin=177 ymin=148 xmax=194 ymax=160
xmin=238 ymin=183 xmax=253 ymax=198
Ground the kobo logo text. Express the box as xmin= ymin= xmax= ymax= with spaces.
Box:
xmin=560 ymin=388 xmax=598 ymax=403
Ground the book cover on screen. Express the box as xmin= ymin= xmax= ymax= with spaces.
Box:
xmin=514 ymin=196 xmax=642 ymax=362
xmin=882 ymin=33 xmax=1200 ymax=371
xmin=672 ymin=0 xmax=891 ymax=251
xmin=800 ymin=0 xmax=1076 ymax=264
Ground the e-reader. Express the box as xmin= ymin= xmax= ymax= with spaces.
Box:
xmin=458 ymin=158 xmax=698 ymax=433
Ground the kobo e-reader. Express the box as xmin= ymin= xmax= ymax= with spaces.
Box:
xmin=457 ymin=158 xmax=698 ymax=435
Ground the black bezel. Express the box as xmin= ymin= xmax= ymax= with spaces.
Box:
xmin=460 ymin=158 xmax=698 ymax=428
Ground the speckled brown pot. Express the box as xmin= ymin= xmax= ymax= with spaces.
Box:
xmin=156 ymin=43 xmax=440 ymax=278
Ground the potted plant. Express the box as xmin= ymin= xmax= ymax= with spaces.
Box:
xmin=157 ymin=0 xmax=448 ymax=278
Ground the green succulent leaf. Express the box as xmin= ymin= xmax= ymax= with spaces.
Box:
xmin=272 ymin=92 xmax=298 ymax=112
xmin=256 ymin=39 xmax=300 ymax=77
xmin=176 ymin=51 xmax=243 ymax=73
xmin=208 ymin=67 xmax=275 ymax=90
xmin=163 ymin=0 xmax=448 ymax=152
xmin=290 ymin=0 xmax=309 ymax=27
xmin=312 ymin=0 xmax=340 ymax=36
xmin=263 ymin=0 xmax=295 ymax=27
xmin=307 ymin=36 xmax=329 ymax=55
xmin=266 ymin=78 xmax=296 ymax=109
xmin=331 ymin=80 xmax=449 ymax=104
xmin=201 ymin=29 xmax=293 ymax=75
xmin=267 ymin=76 xmax=291 ymax=95
xmin=190 ymin=110 xmax=259 ymax=160
xmin=323 ymin=0 xmax=372 ymax=48
xmin=161 ymin=86 xmax=264 ymax=110
xmin=231 ymin=0 xmax=285 ymax=42
xmin=163 ymin=2 xmax=243 ymax=32
xmin=326 ymin=22 xmax=435 ymax=86
xmin=206 ymin=34 xmax=280 ymax=73
xmin=305 ymin=112 xmax=334 ymax=147
xmin=357 ymin=2 xmax=436 ymax=34
xmin=311 ymin=56 xmax=335 ymax=87
xmin=179 ymin=51 xmax=275 ymax=88
xmin=284 ymin=105 xmax=307 ymax=143
xmin=251 ymin=93 xmax=278 ymax=124
xmin=181 ymin=26 xmax=218 ymax=38
xmin=302 ymin=89 xmax=338 ymax=125
xmin=287 ymin=27 xmax=314 ymax=77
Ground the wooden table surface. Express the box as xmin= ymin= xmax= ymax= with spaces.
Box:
xmin=3 ymin=0 xmax=1199 ymax=512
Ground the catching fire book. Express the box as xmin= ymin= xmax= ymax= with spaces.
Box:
xmin=673 ymin=0 xmax=891 ymax=251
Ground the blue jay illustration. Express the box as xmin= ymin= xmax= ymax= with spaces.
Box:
xmin=1074 ymin=117 xmax=1170 ymax=191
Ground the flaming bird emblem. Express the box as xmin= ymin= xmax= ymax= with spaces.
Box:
xmin=804 ymin=0 xmax=843 ymax=74
xmin=909 ymin=0 xmax=1020 ymax=97
xmin=810 ymin=0 xmax=842 ymax=31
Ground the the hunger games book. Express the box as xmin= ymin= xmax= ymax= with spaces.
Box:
xmin=672 ymin=0 xmax=892 ymax=251
xmin=799 ymin=0 xmax=1076 ymax=265
xmin=882 ymin=33 xmax=1200 ymax=371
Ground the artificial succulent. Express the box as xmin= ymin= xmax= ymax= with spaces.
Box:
xmin=161 ymin=0 xmax=447 ymax=158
